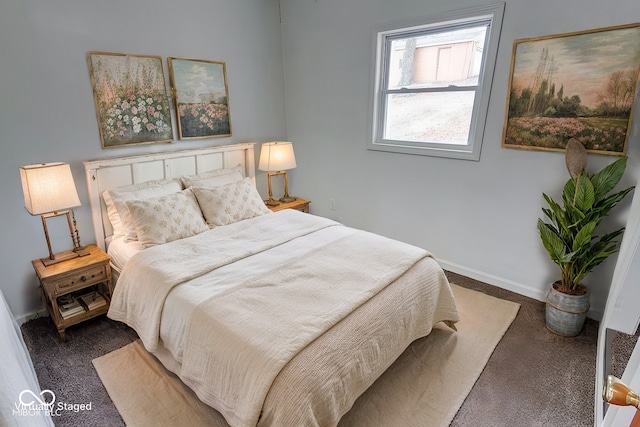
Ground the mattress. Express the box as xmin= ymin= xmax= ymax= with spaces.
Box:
xmin=106 ymin=236 xmax=144 ymax=271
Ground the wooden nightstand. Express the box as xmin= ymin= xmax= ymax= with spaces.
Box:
xmin=267 ymin=198 xmax=310 ymax=213
xmin=32 ymin=244 xmax=112 ymax=342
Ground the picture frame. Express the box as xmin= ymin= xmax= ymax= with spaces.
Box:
xmin=167 ymin=57 xmax=232 ymax=140
xmin=87 ymin=52 xmax=174 ymax=148
xmin=502 ymin=23 xmax=640 ymax=155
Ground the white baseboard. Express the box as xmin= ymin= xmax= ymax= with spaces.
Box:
xmin=15 ymin=308 xmax=48 ymax=326
xmin=438 ymin=259 xmax=603 ymax=321
xmin=438 ymin=259 xmax=547 ymax=301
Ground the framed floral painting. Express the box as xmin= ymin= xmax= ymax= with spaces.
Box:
xmin=88 ymin=52 xmax=174 ymax=148
xmin=167 ymin=57 xmax=232 ymax=139
xmin=502 ymin=23 xmax=640 ymax=155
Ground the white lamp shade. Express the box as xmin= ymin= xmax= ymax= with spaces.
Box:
xmin=20 ymin=162 xmax=81 ymax=215
xmin=258 ymin=142 xmax=297 ymax=172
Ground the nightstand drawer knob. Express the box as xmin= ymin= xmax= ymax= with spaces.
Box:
xmin=81 ymin=275 xmax=87 ymax=282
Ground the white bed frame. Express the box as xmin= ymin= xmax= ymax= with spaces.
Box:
xmin=84 ymin=142 xmax=256 ymax=252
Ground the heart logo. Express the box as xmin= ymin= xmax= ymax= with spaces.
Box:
xmin=19 ymin=389 xmax=56 ymax=407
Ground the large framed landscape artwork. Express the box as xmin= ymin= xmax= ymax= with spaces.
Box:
xmin=88 ymin=52 xmax=174 ymax=148
xmin=502 ymin=23 xmax=640 ymax=155
xmin=167 ymin=58 xmax=232 ymax=140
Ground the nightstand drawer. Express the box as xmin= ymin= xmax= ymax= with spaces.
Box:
xmin=53 ymin=265 xmax=108 ymax=295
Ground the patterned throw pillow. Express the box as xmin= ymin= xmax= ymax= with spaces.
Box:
xmin=125 ymin=188 xmax=208 ymax=248
xmin=192 ymin=178 xmax=271 ymax=227
xmin=106 ymin=179 xmax=183 ymax=241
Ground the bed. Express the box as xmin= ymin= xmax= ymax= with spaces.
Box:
xmin=84 ymin=142 xmax=459 ymax=427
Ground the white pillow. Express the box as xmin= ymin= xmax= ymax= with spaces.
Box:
xmin=180 ymin=165 xmax=244 ymax=189
xmin=192 ymin=178 xmax=271 ymax=227
xmin=102 ymin=190 xmax=123 ymax=237
xmin=125 ymin=188 xmax=208 ymax=248
xmin=106 ymin=179 xmax=183 ymax=241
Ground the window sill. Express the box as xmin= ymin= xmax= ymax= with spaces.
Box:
xmin=367 ymin=139 xmax=481 ymax=161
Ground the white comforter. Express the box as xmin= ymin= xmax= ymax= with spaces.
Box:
xmin=109 ymin=210 xmax=459 ymax=427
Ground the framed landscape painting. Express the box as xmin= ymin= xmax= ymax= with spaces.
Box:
xmin=502 ymin=23 xmax=640 ymax=155
xmin=167 ymin=57 xmax=232 ymax=139
xmin=87 ymin=52 xmax=174 ymax=148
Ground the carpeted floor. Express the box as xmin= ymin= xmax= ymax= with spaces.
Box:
xmin=446 ymin=272 xmax=598 ymax=427
xmin=21 ymin=272 xmax=601 ymax=427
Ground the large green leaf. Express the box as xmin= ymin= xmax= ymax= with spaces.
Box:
xmin=591 ymin=157 xmax=627 ymax=202
xmin=582 ymin=188 xmax=634 ymax=229
xmin=591 ymin=187 xmax=635 ymax=217
xmin=598 ymin=228 xmax=626 ymax=244
xmin=538 ymin=219 xmax=567 ymax=264
xmin=563 ymin=175 xmax=594 ymax=212
xmin=542 ymin=193 xmax=569 ymax=231
xmin=573 ymin=243 xmax=619 ymax=284
xmin=572 ymin=221 xmax=597 ymax=253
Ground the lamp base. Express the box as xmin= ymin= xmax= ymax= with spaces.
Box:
xmin=74 ymin=246 xmax=90 ymax=257
xmin=40 ymin=250 xmax=79 ymax=267
xmin=279 ymin=196 xmax=297 ymax=203
xmin=39 ymin=246 xmax=90 ymax=267
xmin=264 ymin=197 xmax=281 ymax=207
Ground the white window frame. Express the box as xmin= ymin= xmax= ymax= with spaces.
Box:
xmin=368 ymin=3 xmax=505 ymax=161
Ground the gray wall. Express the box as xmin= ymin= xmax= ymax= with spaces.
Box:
xmin=0 ymin=0 xmax=287 ymax=321
xmin=2 ymin=0 xmax=639 ymax=323
xmin=278 ymin=0 xmax=640 ymax=319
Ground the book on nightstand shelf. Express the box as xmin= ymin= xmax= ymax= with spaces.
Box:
xmin=78 ymin=291 xmax=107 ymax=311
xmin=59 ymin=299 xmax=85 ymax=319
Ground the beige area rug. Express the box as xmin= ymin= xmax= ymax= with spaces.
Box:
xmin=93 ymin=285 xmax=519 ymax=427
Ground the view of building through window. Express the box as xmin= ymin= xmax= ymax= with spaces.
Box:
xmin=369 ymin=3 xmax=504 ymax=160
xmin=384 ymin=25 xmax=487 ymax=145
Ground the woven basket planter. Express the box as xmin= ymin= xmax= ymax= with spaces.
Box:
xmin=545 ymin=282 xmax=590 ymax=337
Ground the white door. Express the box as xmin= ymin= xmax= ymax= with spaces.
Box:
xmin=596 ymin=185 xmax=640 ymax=426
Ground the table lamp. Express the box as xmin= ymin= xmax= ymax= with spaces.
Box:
xmin=20 ymin=162 xmax=89 ymax=266
xmin=258 ymin=141 xmax=297 ymax=206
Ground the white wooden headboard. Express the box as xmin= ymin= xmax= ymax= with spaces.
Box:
xmin=83 ymin=142 xmax=256 ymax=251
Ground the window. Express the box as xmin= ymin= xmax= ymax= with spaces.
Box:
xmin=369 ymin=3 xmax=505 ymax=160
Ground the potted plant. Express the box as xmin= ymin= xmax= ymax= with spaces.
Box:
xmin=537 ymin=139 xmax=634 ymax=336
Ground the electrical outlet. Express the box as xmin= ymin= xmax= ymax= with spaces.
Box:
xmin=330 ymin=198 xmax=336 ymax=211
